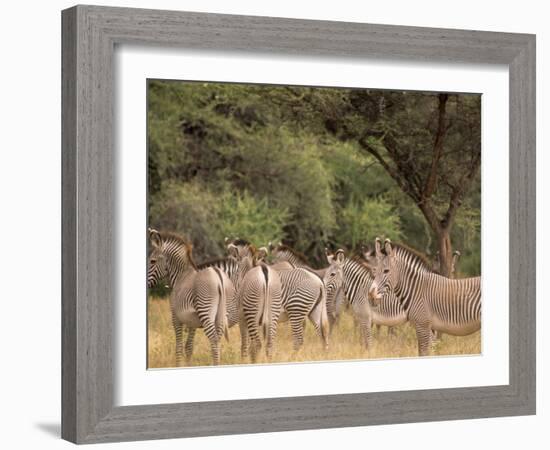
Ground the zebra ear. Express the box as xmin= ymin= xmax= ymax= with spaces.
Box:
xmin=227 ymin=243 xmax=238 ymax=258
xmin=384 ymin=239 xmax=394 ymax=256
xmin=375 ymin=237 xmax=382 ymax=256
xmin=257 ymin=247 xmax=268 ymax=261
xmin=363 ymin=244 xmax=375 ymax=263
xmin=335 ymin=249 xmax=345 ymax=264
xmin=149 ymin=229 xmax=161 ymax=248
xmin=325 ymin=247 xmax=334 ymax=264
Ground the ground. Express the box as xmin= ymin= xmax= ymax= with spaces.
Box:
xmin=147 ymin=296 xmax=481 ymax=368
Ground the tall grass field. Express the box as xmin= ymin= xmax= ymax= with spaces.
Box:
xmin=148 ymin=296 xmax=481 ymax=368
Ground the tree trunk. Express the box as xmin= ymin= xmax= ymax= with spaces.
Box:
xmin=437 ymin=228 xmax=453 ymax=277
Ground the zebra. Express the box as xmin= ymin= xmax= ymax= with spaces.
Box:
xmin=360 ymin=244 xmax=407 ymax=338
xmin=322 ymin=249 xmax=346 ymax=327
xmin=239 ymin=241 xmax=330 ymax=351
xmin=323 ymin=249 xmax=376 ymax=349
xmin=196 ymin=256 xmax=240 ymax=327
xmin=270 ymin=243 xmax=327 ymax=277
xmin=225 ymin=239 xmax=283 ymax=362
xmin=325 ymin=248 xmax=406 ymax=349
xmin=369 ymin=238 xmax=481 ymax=356
xmin=270 ymin=243 xmax=345 ymax=329
xmin=236 ymin=263 xmax=282 ymax=362
xmin=147 ymin=229 xmax=235 ymax=366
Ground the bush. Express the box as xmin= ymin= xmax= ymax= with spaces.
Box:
xmin=218 ymin=189 xmax=290 ymax=248
xmin=149 ymin=181 xmax=223 ymax=259
xmin=337 ymin=197 xmax=402 ymax=250
xmin=149 ymin=181 xmax=289 ymax=260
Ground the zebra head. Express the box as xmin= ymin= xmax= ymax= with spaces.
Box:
xmin=369 ymin=238 xmax=396 ymax=304
xmin=325 ymin=245 xmax=336 ymax=264
xmin=360 ymin=243 xmax=377 ymax=265
xmin=269 ymin=241 xmax=288 ymax=264
xmin=226 ymin=238 xmax=255 ymax=261
xmin=323 ymin=248 xmax=345 ymax=325
xmin=147 ymin=228 xmax=167 ymax=288
xmin=254 ymin=246 xmax=269 ymax=265
xmin=147 ymin=229 xmax=194 ymax=288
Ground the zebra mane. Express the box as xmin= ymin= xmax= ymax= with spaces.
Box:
xmin=351 ymin=253 xmax=372 ymax=266
xmin=197 ymin=257 xmax=235 ymax=270
xmin=349 ymin=254 xmax=375 ymax=275
xmin=232 ymin=238 xmax=251 ymax=246
xmin=157 ymin=231 xmax=197 ymax=270
xmin=275 ymin=244 xmax=310 ymax=265
xmin=387 ymin=242 xmax=434 ymax=272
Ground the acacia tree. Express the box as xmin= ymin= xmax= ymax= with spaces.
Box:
xmin=286 ymin=89 xmax=481 ymax=276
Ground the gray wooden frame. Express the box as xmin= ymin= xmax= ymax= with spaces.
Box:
xmin=62 ymin=4 xmax=536 ymax=444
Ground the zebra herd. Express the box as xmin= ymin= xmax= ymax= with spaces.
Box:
xmin=147 ymin=229 xmax=481 ymax=365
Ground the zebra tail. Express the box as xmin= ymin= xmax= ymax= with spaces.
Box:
xmin=261 ymin=265 xmax=271 ymax=341
xmin=215 ymin=270 xmax=230 ymax=342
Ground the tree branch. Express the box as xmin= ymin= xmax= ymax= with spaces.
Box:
xmin=441 ymin=151 xmax=481 ymax=228
xmin=358 ymin=137 xmax=421 ymax=203
xmin=423 ymin=93 xmax=448 ymax=199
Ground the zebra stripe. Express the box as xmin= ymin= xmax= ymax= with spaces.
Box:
xmin=147 ymin=229 xmax=235 ymax=365
xmin=276 ymin=267 xmax=330 ymax=351
xmin=371 ymin=239 xmax=481 ymax=356
xmin=326 ymin=251 xmax=407 ymax=349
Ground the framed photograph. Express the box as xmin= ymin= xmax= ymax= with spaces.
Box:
xmin=62 ymin=5 xmax=535 ymax=444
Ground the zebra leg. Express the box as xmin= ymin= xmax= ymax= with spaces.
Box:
xmin=184 ymin=327 xmax=196 ymax=364
xmin=239 ymin=317 xmax=250 ymax=360
xmin=289 ymin=312 xmax=305 ymax=353
xmin=308 ymin=301 xmax=329 ymax=351
xmin=173 ymin=322 xmax=184 ymax=367
xmin=352 ymin=303 xmax=372 ymax=350
xmin=265 ymin=288 xmax=282 ymax=361
xmin=247 ymin=318 xmax=262 ymax=364
xmin=359 ymin=320 xmax=373 ymax=350
xmin=388 ymin=326 xmax=397 ymax=337
xmin=266 ymin=316 xmax=279 ymax=360
xmin=202 ymin=320 xmax=221 ymax=365
xmin=414 ymin=322 xmax=433 ymax=356
xmin=352 ymin=316 xmax=360 ymax=339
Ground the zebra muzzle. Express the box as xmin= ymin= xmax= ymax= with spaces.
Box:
xmin=368 ymin=284 xmax=382 ymax=306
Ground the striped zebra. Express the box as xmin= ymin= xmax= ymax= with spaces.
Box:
xmin=277 ymin=267 xmax=330 ymax=351
xmin=197 ymin=258 xmax=240 ymax=328
xmin=360 ymin=245 xmax=407 ymax=337
xmin=369 ymin=239 xmax=481 ymax=356
xmin=325 ymin=248 xmax=406 ymax=349
xmin=236 ymin=263 xmax=282 ymax=362
xmin=147 ymin=229 xmax=235 ymax=366
xmin=196 ymin=256 xmax=240 ymax=327
xmin=322 ymin=249 xmax=346 ymax=326
xmin=271 ymin=243 xmax=345 ymax=329
xmin=246 ymin=243 xmax=330 ymax=351
xmin=225 ymin=239 xmax=283 ymax=362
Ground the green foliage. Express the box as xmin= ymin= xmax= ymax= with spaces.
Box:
xmin=217 ymin=189 xmax=290 ymax=248
xmin=147 ymin=80 xmax=481 ymax=275
xmin=149 ymin=181 xmax=222 ymax=258
xmin=149 ymin=181 xmax=289 ymax=260
xmin=337 ymin=197 xmax=402 ymax=251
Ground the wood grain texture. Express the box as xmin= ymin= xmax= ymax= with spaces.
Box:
xmin=61 ymin=4 xmax=536 ymax=444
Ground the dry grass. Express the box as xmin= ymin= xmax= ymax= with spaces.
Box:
xmin=147 ymin=296 xmax=481 ymax=368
